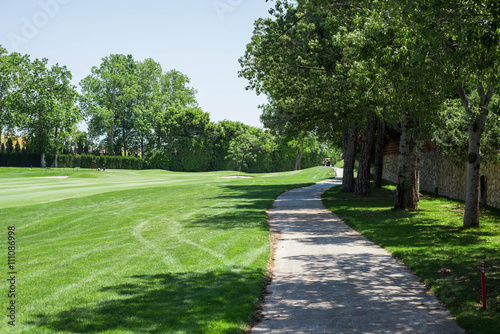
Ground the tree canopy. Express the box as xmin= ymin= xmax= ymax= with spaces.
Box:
xmin=239 ymin=0 xmax=500 ymax=227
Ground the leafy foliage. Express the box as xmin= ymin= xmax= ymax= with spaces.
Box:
xmin=434 ymin=97 xmax=500 ymax=164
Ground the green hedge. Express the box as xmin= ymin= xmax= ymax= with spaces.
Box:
xmin=0 ymin=153 xmax=144 ymax=170
xmin=0 ymin=152 xmax=42 ymax=167
xmin=1 ymin=149 xmax=327 ymax=172
xmin=55 ymin=155 xmax=145 ymax=170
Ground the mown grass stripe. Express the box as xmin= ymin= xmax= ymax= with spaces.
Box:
xmin=1 ymin=166 xmax=335 ymax=333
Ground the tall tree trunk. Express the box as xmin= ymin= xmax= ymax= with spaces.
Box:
xmin=141 ymin=136 xmax=145 ymax=159
xmin=294 ymin=137 xmax=305 ymax=171
xmin=108 ymin=120 xmax=116 ymax=155
xmin=342 ymin=124 xmax=356 ymax=193
xmin=294 ymin=148 xmax=301 ymax=171
xmin=156 ymin=121 xmax=162 ymax=151
xmin=459 ymin=82 xmax=493 ymax=228
xmin=373 ymin=121 xmax=385 ymax=189
xmin=122 ymin=125 xmax=127 ymax=156
xmin=355 ymin=113 xmax=376 ymax=196
xmin=53 ymin=128 xmax=59 ymax=168
xmin=395 ymin=112 xmax=418 ymax=210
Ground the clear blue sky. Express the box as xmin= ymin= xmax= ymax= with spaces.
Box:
xmin=0 ymin=0 xmax=272 ymax=128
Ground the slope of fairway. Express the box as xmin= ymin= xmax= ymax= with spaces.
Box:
xmin=1 ymin=167 xmax=334 ymax=333
xmin=1 ymin=168 xmax=217 ymax=209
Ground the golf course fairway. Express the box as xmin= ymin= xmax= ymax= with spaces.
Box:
xmin=0 ymin=167 xmax=334 ymax=333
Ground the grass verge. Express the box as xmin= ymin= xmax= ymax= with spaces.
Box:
xmin=1 ymin=166 xmax=335 ymax=333
xmin=322 ymin=182 xmax=500 ymax=334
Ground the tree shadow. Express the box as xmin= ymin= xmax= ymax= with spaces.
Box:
xmin=321 ymin=185 xmax=497 ymax=249
xmin=187 ymin=183 xmax=314 ymax=231
xmin=28 ymin=269 xmax=266 ymax=333
xmin=257 ymin=252 xmax=464 ymax=333
xmin=320 ymin=182 xmax=500 ymax=326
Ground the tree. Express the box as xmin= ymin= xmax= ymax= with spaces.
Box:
xmin=0 ymin=47 xmax=30 ymax=136
xmin=355 ymin=112 xmax=376 ymax=196
xmin=134 ymin=58 xmax=162 ymax=157
xmin=433 ymin=97 xmax=500 ymax=164
xmin=0 ymin=46 xmax=14 ymax=135
xmin=116 ymin=55 xmax=139 ymax=156
xmin=350 ymin=2 xmax=448 ymax=207
xmin=400 ymin=0 xmax=500 ymax=226
xmin=154 ymin=70 xmax=199 ymax=151
xmin=48 ymin=64 xmax=80 ymax=167
xmin=5 ymin=137 xmax=13 ymax=152
xmin=0 ymin=46 xmax=8 ymax=135
xmin=260 ymin=101 xmax=316 ymax=170
xmin=227 ymin=131 xmax=262 ymax=172
xmin=342 ymin=124 xmax=357 ymax=192
xmin=239 ymin=1 xmax=367 ymax=181
xmin=80 ymin=54 xmax=137 ymax=155
xmin=15 ymin=58 xmax=79 ymax=167
xmin=208 ymin=120 xmax=248 ymax=171
xmin=161 ymin=106 xmax=213 ymax=172
xmin=373 ymin=120 xmax=386 ymax=189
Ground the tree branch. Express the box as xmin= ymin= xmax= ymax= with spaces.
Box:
xmin=457 ymin=83 xmax=472 ymax=116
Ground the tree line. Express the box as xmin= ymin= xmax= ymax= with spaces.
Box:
xmin=239 ymin=0 xmax=500 ymax=228
xmin=0 ymin=46 xmax=337 ymax=173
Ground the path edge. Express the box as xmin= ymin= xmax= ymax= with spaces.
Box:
xmin=246 ymin=168 xmax=340 ymax=332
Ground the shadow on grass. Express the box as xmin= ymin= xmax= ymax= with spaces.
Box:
xmin=322 ymin=184 xmax=500 ymax=332
xmin=29 ymin=269 xmax=265 ymax=333
xmin=322 ymin=186 xmax=496 ymax=250
xmin=187 ymin=183 xmax=314 ymax=231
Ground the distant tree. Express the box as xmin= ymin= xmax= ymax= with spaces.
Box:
xmin=161 ymin=107 xmax=213 ymax=172
xmin=227 ymin=131 xmax=261 ymax=172
xmin=134 ymin=58 xmax=162 ymax=157
xmin=49 ymin=65 xmax=80 ymax=167
xmin=154 ymin=70 xmax=199 ymax=150
xmin=6 ymin=137 xmax=13 ymax=152
xmin=209 ymin=120 xmax=248 ymax=171
xmin=15 ymin=58 xmax=79 ymax=167
xmin=260 ymin=101 xmax=317 ymax=171
xmin=80 ymin=54 xmax=137 ymax=155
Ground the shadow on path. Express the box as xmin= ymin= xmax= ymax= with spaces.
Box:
xmin=252 ymin=171 xmax=464 ymax=334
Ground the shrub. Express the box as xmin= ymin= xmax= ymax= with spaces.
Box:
xmin=52 ymin=154 xmax=145 ymax=170
xmin=0 ymin=152 xmax=42 ymax=167
xmin=147 ymin=151 xmax=171 ymax=170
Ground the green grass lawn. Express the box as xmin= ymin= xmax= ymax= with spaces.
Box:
xmin=1 ymin=166 xmax=335 ymax=333
xmin=322 ymin=183 xmax=500 ymax=334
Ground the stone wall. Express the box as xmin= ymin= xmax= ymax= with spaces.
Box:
xmin=382 ymin=152 xmax=500 ymax=209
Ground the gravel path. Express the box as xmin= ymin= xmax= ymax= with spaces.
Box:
xmin=252 ymin=168 xmax=464 ymax=333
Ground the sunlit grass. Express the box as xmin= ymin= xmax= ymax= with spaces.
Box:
xmin=0 ymin=166 xmax=335 ymax=333
xmin=322 ymin=182 xmax=500 ymax=334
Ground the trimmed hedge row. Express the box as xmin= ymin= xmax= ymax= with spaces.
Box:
xmin=0 ymin=152 xmax=144 ymax=170
xmin=0 ymin=152 xmax=42 ymax=167
xmin=55 ymin=154 xmax=145 ymax=170
xmin=1 ymin=150 xmax=331 ymax=172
